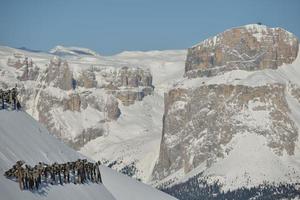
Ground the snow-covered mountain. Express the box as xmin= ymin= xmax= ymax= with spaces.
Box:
xmin=1 ymin=24 xmax=300 ymax=199
xmin=49 ymin=45 xmax=100 ymax=57
xmin=152 ymin=24 xmax=300 ymax=199
xmin=0 ymin=45 xmax=185 ymax=184
xmin=0 ymin=110 xmax=177 ymax=200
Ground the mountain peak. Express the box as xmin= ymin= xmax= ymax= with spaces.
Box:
xmin=49 ymin=45 xmax=100 ymax=57
xmin=185 ymin=24 xmax=299 ymax=78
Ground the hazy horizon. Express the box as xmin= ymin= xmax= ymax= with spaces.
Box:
xmin=0 ymin=0 xmax=299 ymax=55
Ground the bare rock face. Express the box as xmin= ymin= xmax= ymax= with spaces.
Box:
xmin=106 ymin=98 xmax=121 ymax=120
xmin=101 ymin=66 xmax=154 ymax=106
xmin=44 ymin=57 xmax=73 ymax=90
xmin=1 ymin=47 xmax=155 ymax=153
xmin=185 ymin=24 xmax=299 ymax=78
xmin=77 ymin=68 xmax=97 ymax=88
xmin=80 ymin=92 xmax=121 ymax=120
xmin=290 ymin=83 xmax=300 ymax=103
xmin=153 ymin=25 xmax=300 ymax=182
xmin=6 ymin=55 xmax=151 ymax=150
xmin=7 ymin=55 xmax=40 ymax=81
xmin=110 ymin=87 xmax=153 ymax=106
xmin=32 ymin=89 xmax=120 ymax=150
xmin=113 ymin=67 xmax=153 ymax=88
xmin=70 ymin=127 xmax=105 ymax=149
xmin=19 ymin=61 xmax=39 ymax=81
xmin=152 ymin=83 xmax=298 ymax=181
xmin=7 ymin=53 xmax=27 ymax=69
xmin=63 ymin=93 xmax=81 ymax=112
xmin=100 ymin=66 xmax=153 ymax=88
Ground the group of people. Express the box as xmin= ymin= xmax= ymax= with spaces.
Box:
xmin=4 ymin=159 xmax=102 ymax=191
xmin=0 ymin=87 xmax=21 ymax=110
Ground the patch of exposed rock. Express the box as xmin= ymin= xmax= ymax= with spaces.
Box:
xmin=109 ymin=66 xmax=153 ymax=88
xmin=44 ymin=57 xmax=74 ymax=90
xmin=30 ymin=89 xmax=120 ymax=150
xmin=19 ymin=60 xmax=39 ymax=81
xmin=77 ymin=68 xmax=97 ymax=88
xmin=152 ymin=83 xmax=299 ymax=181
xmin=63 ymin=93 xmax=81 ymax=112
xmin=100 ymin=66 xmax=154 ymax=105
xmin=185 ymin=24 xmax=299 ymax=78
xmin=5 ymin=55 xmax=153 ymax=149
xmin=7 ymin=53 xmax=27 ymax=69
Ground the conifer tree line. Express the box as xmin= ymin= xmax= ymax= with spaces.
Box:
xmin=4 ymin=159 xmax=102 ymax=191
xmin=161 ymin=173 xmax=300 ymax=200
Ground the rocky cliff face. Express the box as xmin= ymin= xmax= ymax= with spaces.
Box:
xmin=185 ymin=24 xmax=299 ymax=78
xmin=153 ymin=24 xmax=300 ymax=186
xmin=98 ymin=66 xmax=154 ymax=106
xmin=44 ymin=57 xmax=74 ymax=90
xmin=153 ymin=83 xmax=298 ymax=180
xmin=0 ymin=49 xmax=153 ymax=150
xmin=77 ymin=68 xmax=97 ymax=88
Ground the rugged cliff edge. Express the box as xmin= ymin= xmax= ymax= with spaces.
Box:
xmin=185 ymin=24 xmax=299 ymax=78
xmin=0 ymin=48 xmax=153 ymax=149
xmin=152 ymin=24 xmax=300 ymax=191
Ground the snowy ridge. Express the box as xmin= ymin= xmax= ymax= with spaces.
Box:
xmin=0 ymin=44 xmax=185 ymax=194
xmin=192 ymin=24 xmax=297 ymax=48
xmin=0 ymin=110 xmax=177 ymax=200
xmin=0 ymin=45 xmax=180 ymax=146
xmin=49 ymin=45 xmax=100 ymax=57
xmin=0 ymin=110 xmax=115 ymax=200
xmin=176 ymin=45 xmax=300 ymax=89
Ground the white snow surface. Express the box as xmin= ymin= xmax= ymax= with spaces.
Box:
xmin=0 ymin=110 xmax=177 ymax=200
xmin=80 ymin=92 xmax=165 ymax=182
xmin=204 ymin=133 xmax=300 ymax=191
xmin=49 ymin=45 xmax=100 ymax=57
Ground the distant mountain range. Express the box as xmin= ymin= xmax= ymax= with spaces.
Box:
xmin=0 ymin=24 xmax=299 ymax=199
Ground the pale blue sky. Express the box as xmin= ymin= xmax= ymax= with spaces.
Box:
xmin=0 ymin=0 xmax=299 ymax=55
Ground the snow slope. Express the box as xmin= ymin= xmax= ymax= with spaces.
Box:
xmin=101 ymin=166 xmax=177 ymax=200
xmin=0 ymin=45 xmax=187 ymax=184
xmin=80 ymin=92 xmax=164 ymax=182
xmin=0 ymin=110 xmax=177 ymax=200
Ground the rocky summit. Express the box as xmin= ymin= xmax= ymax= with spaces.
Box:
xmin=0 ymin=49 xmax=154 ymax=150
xmin=152 ymin=24 xmax=300 ymax=190
xmin=153 ymin=83 xmax=299 ymax=180
xmin=1 ymin=24 xmax=300 ymax=199
xmin=185 ymin=24 xmax=299 ymax=78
